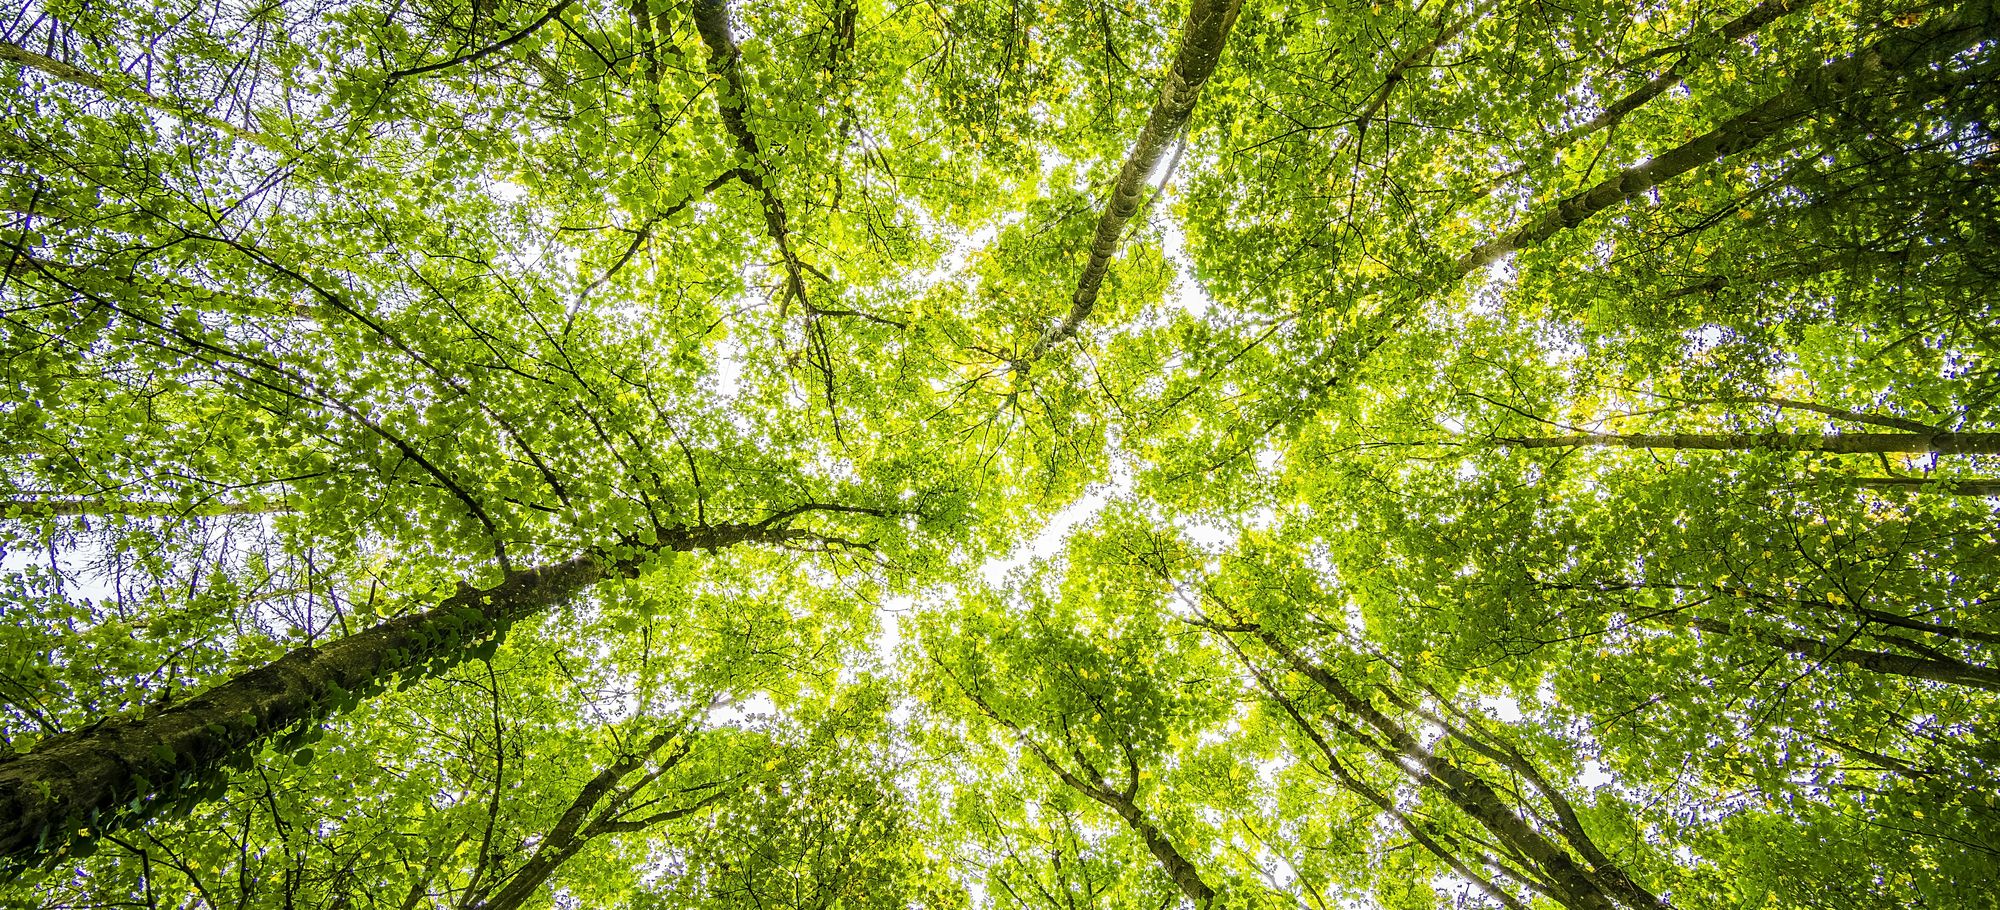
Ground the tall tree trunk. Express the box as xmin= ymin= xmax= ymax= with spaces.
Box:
xmin=1 ymin=497 xmax=286 ymax=520
xmin=1026 ymin=0 xmax=1246 ymax=366
xmin=1254 ymin=629 xmax=1649 ymax=910
xmin=1453 ymin=0 xmax=2000 ymax=278
xmin=1843 ymin=476 xmax=2000 ymax=497
xmin=1686 ymin=617 xmax=2000 ymax=692
xmin=1106 ymin=795 xmax=1218 ymax=906
xmin=0 ymin=522 xmax=782 ymax=866
xmin=688 ymin=0 xmax=812 ymax=307
xmin=947 ymin=670 xmax=1217 ymax=905
xmin=1501 ymin=431 xmax=2000 ymax=456
xmin=0 ymin=40 xmax=284 ymax=153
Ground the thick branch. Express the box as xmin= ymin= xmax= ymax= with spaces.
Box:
xmin=1688 ymin=617 xmax=2000 ymax=692
xmin=0 ymin=40 xmax=285 ymax=153
xmin=1842 ymin=476 xmax=2000 ymax=497
xmin=1534 ymin=0 xmax=1822 ymax=164
xmin=1454 ymin=0 xmax=1999 ymax=277
xmin=0 ymin=556 xmax=600 ymax=867
xmin=1701 ymin=396 xmax=1940 ymax=433
xmin=1502 ymin=431 xmax=2000 ymax=455
xmin=0 ymin=497 xmax=286 ymax=520
xmin=1027 ymin=0 xmax=1246 ymax=365
xmin=0 ymin=520 xmax=804 ymax=865
xmin=689 ymin=0 xmax=814 ymax=308
xmin=384 ymin=0 xmax=579 ymax=85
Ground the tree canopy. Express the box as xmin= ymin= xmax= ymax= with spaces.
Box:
xmin=1 ymin=0 xmax=1996 ymax=906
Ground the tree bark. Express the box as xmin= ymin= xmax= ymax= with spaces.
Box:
xmin=1026 ymin=0 xmax=1246 ymax=366
xmin=1107 ymin=795 xmax=1218 ymax=906
xmin=0 ymin=522 xmax=783 ymax=866
xmin=1453 ymin=0 xmax=2000 ymax=278
xmin=1688 ymin=617 xmax=2000 ymax=692
xmin=1255 ymin=629 xmax=1648 ymax=910
xmin=946 ymin=668 xmax=1217 ymax=906
xmin=1531 ymin=0 xmax=1822 ymax=163
xmin=0 ymin=497 xmax=286 ymax=520
xmin=1215 ymin=628 xmax=1531 ymax=910
xmin=1844 ymin=476 xmax=2000 ymax=497
xmin=0 ymin=40 xmax=285 ymax=153
xmin=470 ymin=731 xmax=729 ymax=910
xmin=1502 ymin=431 xmax=2000 ymax=456
xmin=689 ymin=0 xmax=812 ymax=307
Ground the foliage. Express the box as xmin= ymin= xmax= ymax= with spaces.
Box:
xmin=2 ymin=0 xmax=1997 ymax=906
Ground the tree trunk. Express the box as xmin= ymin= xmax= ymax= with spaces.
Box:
xmin=1255 ymin=629 xmax=1649 ymax=910
xmin=1502 ymin=431 xmax=2000 ymax=456
xmin=0 ymin=522 xmax=782 ymax=866
xmin=1844 ymin=476 xmax=2000 ymax=497
xmin=0 ymin=40 xmax=284 ymax=153
xmin=950 ymin=674 xmax=1217 ymax=905
xmin=1 ymin=497 xmax=286 ymax=520
xmin=470 ymin=731 xmax=727 ymax=910
xmin=1217 ymin=630 xmax=1530 ymax=910
xmin=1532 ymin=0 xmax=1821 ymax=161
xmin=1109 ymin=798 xmax=1218 ymax=907
xmin=0 ymin=557 xmax=599 ymax=866
xmin=1453 ymin=0 xmax=2000 ymax=278
xmin=1027 ymin=0 xmax=1246 ymax=365
xmin=689 ymin=0 xmax=811 ymax=306
xmin=1687 ymin=618 xmax=2000 ymax=692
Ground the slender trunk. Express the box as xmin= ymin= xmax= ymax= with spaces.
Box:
xmin=1379 ymin=688 xmax=1668 ymax=910
xmin=689 ymin=0 xmax=812 ymax=307
xmin=1 ymin=497 xmax=286 ymax=520
xmin=1687 ymin=617 xmax=2000 ymax=692
xmin=1502 ymin=431 xmax=2000 ymax=456
xmin=1216 ymin=629 xmax=1530 ymax=910
xmin=947 ymin=671 xmax=1217 ymax=905
xmin=1533 ymin=0 xmax=1822 ymax=164
xmin=1844 ymin=476 xmax=2000 ymax=497
xmin=471 ymin=732 xmax=727 ymax=910
xmin=1255 ymin=630 xmax=1644 ymax=910
xmin=0 ymin=40 xmax=285 ymax=153
xmin=0 ymin=522 xmax=780 ymax=866
xmin=1454 ymin=0 xmax=1999 ymax=277
xmin=1027 ymin=0 xmax=1246 ymax=365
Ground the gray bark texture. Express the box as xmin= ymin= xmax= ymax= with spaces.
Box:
xmin=0 ymin=558 xmax=602 ymax=865
xmin=0 ymin=522 xmax=785 ymax=866
xmin=1028 ymin=0 xmax=1246 ymax=366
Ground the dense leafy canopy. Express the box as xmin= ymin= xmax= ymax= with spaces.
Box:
xmin=1 ymin=0 xmax=1996 ymax=906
